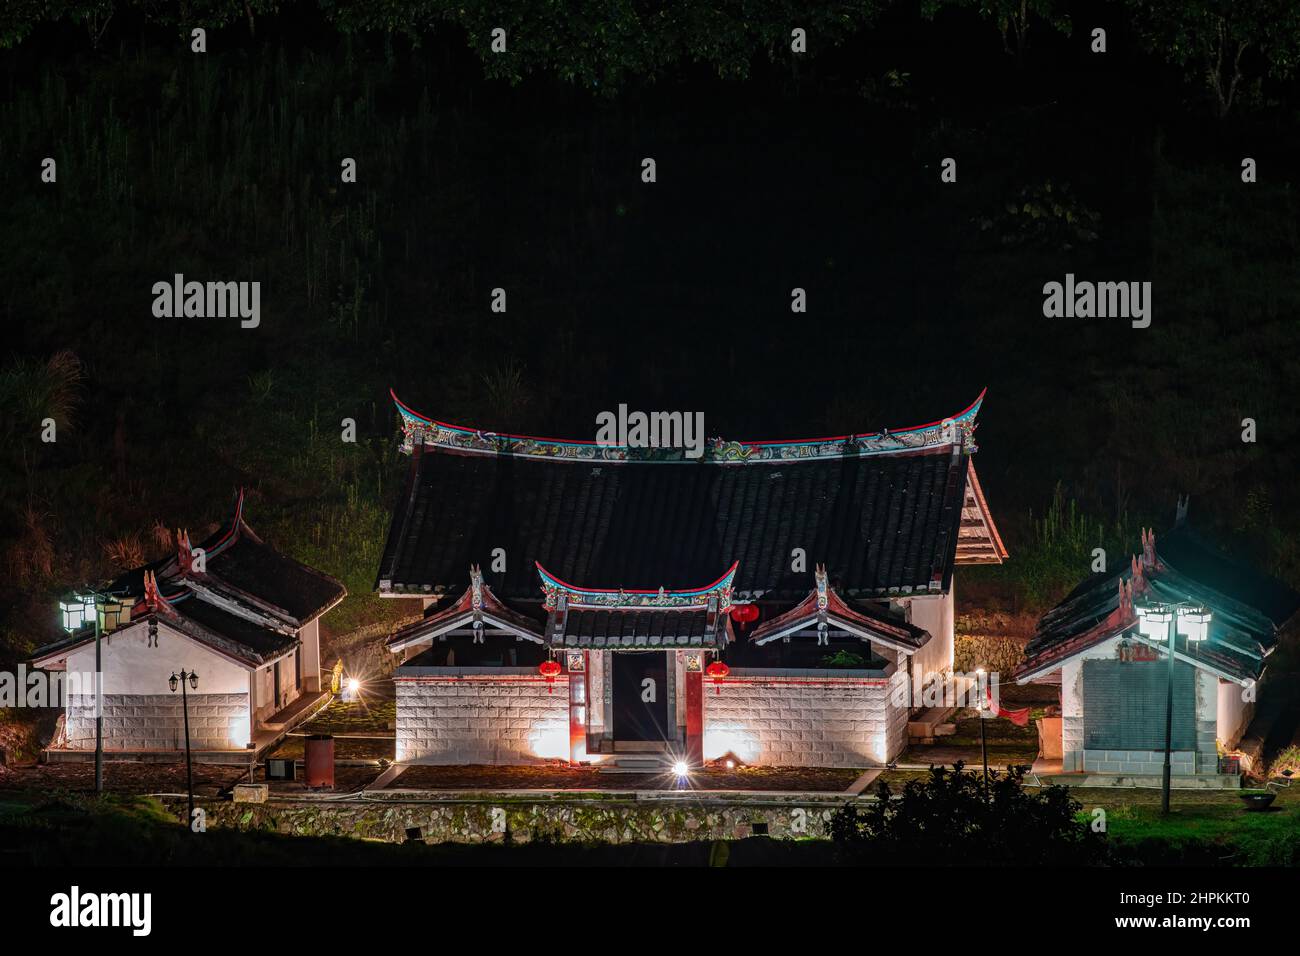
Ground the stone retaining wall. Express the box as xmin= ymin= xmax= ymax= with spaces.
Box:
xmin=65 ymin=693 xmax=249 ymax=751
xmin=173 ymin=793 xmax=847 ymax=844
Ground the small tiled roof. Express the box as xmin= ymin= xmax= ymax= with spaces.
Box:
xmin=105 ymin=491 xmax=345 ymax=626
xmin=1158 ymin=525 xmax=1300 ymax=628
xmin=553 ymin=607 xmax=718 ymax=648
xmin=388 ymin=579 xmax=545 ymax=650
xmin=194 ymin=532 xmax=345 ymax=624
xmin=172 ymin=595 xmax=298 ymax=663
xmin=750 ymin=586 xmax=930 ymax=653
xmin=1015 ymin=526 xmax=1293 ymax=684
xmin=34 ymin=492 xmax=343 ymax=670
xmin=33 ymin=589 xmax=298 ymax=670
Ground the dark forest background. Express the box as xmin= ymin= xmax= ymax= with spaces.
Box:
xmin=2 ymin=1 xmax=1299 ymax=675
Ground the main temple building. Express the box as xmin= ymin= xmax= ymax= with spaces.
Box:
xmin=377 ymin=390 xmax=1006 ymax=769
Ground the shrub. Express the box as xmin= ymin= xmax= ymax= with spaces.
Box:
xmin=831 ymin=762 xmax=1109 ymax=865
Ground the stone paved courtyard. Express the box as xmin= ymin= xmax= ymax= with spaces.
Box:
xmin=385 ymin=764 xmax=865 ymax=792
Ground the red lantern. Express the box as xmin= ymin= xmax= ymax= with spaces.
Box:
xmin=538 ymin=659 xmax=562 ymax=693
xmin=729 ymin=603 xmax=759 ymax=631
xmin=705 ymin=660 xmax=730 ymax=695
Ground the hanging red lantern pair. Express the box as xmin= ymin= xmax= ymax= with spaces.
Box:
xmin=538 ymin=659 xmax=562 ymax=692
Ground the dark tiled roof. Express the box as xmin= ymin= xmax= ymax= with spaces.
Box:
xmin=1157 ymin=525 xmax=1300 ymax=628
xmin=195 ymin=530 xmax=345 ymax=624
xmin=172 ymin=596 xmax=298 ymax=663
xmin=555 ymin=608 xmax=718 ymax=648
xmin=378 ymin=444 xmax=970 ymax=602
xmin=103 ymin=496 xmax=345 ymax=626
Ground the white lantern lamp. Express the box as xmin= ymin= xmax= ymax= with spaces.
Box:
xmin=1137 ymin=605 xmax=1172 ymax=642
xmin=1176 ymin=607 xmax=1212 ymax=643
xmin=59 ymin=596 xmax=87 ymax=633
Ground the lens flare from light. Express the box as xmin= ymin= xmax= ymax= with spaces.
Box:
xmin=673 ymin=760 xmax=689 ymax=777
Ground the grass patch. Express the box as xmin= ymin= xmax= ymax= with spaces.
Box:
xmin=1070 ymin=786 xmax=1300 ymax=865
xmin=300 ymin=697 xmax=396 ymax=735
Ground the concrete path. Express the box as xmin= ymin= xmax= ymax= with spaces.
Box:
xmin=845 ymin=768 xmax=882 ymax=795
xmin=364 ymin=762 xmax=409 ymax=791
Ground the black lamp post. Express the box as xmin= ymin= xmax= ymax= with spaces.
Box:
xmin=1136 ymin=603 xmax=1211 ymax=816
xmin=169 ymin=669 xmax=199 ymax=831
xmin=60 ymin=588 xmax=114 ymax=796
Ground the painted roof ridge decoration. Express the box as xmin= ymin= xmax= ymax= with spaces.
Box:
xmin=141 ymin=570 xmax=181 ymax=619
xmin=388 ymin=566 xmax=545 ymax=650
xmin=537 ymin=561 xmax=738 ymax=611
xmin=392 ymin=388 xmax=985 ymax=464
xmin=202 ymin=487 xmax=249 ymax=562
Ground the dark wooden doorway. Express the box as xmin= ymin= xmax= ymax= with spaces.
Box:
xmin=611 ymin=651 xmax=670 ymax=743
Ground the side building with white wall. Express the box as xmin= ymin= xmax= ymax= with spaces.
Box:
xmin=33 ymin=491 xmax=345 ymax=759
xmin=1015 ymin=523 xmax=1297 ymax=785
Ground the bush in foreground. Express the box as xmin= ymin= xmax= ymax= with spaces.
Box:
xmin=831 ymin=762 xmax=1109 ymax=866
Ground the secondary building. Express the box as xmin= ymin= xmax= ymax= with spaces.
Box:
xmin=1014 ymin=521 xmax=1298 ymax=787
xmin=33 ymin=491 xmax=345 ymax=760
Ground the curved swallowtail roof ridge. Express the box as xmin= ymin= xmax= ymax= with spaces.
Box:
xmin=389 ymin=388 xmax=985 ymax=464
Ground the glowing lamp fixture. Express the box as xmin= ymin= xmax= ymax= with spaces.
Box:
xmin=538 ymin=659 xmax=563 ymax=693
xmin=59 ymin=595 xmax=88 ymax=633
xmin=1137 ymin=605 xmax=1173 ymax=642
xmin=1176 ymin=608 xmax=1212 ymax=643
xmin=340 ymin=676 xmax=362 ymax=702
xmin=672 ymin=760 xmax=689 ymax=778
xmin=1138 ymin=604 xmax=1211 ymax=645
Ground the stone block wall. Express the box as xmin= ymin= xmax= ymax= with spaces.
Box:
xmin=64 ymin=693 xmax=250 ymax=751
xmin=702 ymin=668 xmax=909 ymax=767
xmin=1060 ymin=647 xmax=1221 ymax=774
xmin=396 ymin=674 xmax=569 ymax=765
xmin=1081 ymin=717 xmax=1218 ymax=774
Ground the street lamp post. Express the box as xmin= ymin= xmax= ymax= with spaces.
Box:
xmin=169 ymin=669 xmax=199 ymax=832
xmin=59 ymin=589 xmax=111 ymax=796
xmin=1136 ymin=603 xmax=1211 ymax=816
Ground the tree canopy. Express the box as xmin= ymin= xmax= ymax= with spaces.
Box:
xmin=4 ymin=0 xmax=1299 ymax=114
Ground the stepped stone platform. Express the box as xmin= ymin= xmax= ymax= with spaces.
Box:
xmin=1027 ymin=758 xmax=1241 ymax=790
